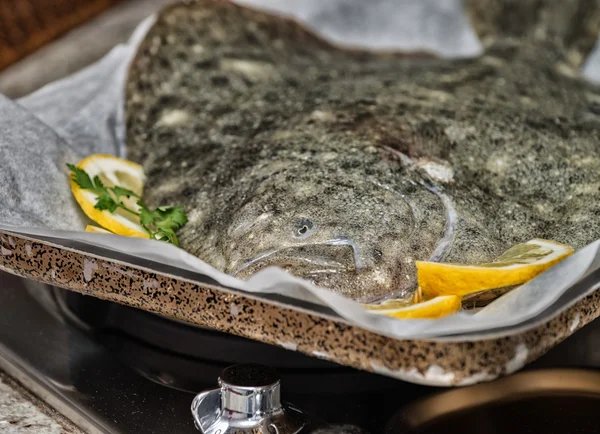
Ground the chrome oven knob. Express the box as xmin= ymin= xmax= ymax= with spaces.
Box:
xmin=191 ymin=364 xmax=308 ymax=433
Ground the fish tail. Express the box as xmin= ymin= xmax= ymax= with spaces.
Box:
xmin=465 ymin=0 xmax=600 ymax=67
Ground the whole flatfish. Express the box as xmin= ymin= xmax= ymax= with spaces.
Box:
xmin=126 ymin=0 xmax=600 ymax=302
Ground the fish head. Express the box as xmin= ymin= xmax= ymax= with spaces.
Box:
xmin=225 ymin=166 xmax=448 ymax=302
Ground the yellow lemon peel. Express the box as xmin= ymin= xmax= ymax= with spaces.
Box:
xmin=417 ymin=239 xmax=574 ymax=299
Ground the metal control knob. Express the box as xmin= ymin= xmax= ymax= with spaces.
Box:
xmin=191 ymin=364 xmax=308 ymax=434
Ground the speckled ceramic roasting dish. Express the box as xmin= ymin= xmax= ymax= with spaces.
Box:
xmin=1 ymin=228 xmax=599 ymax=387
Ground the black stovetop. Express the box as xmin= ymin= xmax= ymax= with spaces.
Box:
xmin=1 ymin=270 xmax=600 ymax=434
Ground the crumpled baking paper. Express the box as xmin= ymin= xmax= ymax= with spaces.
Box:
xmin=1 ymin=1 xmax=600 ymax=341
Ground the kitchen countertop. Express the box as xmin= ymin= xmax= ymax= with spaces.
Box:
xmin=0 ymin=371 xmax=81 ymax=434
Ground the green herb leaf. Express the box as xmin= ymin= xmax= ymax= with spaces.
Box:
xmin=111 ymin=186 xmax=139 ymax=200
xmin=93 ymin=175 xmax=105 ymax=191
xmin=67 ymin=164 xmax=95 ymax=190
xmin=67 ymin=164 xmax=107 ymax=196
xmin=138 ymin=204 xmax=154 ymax=227
xmin=67 ymin=163 xmax=187 ymax=245
xmin=154 ymin=206 xmax=188 ymax=230
xmin=156 ymin=227 xmax=178 ymax=246
xmin=95 ymin=194 xmax=118 ymax=212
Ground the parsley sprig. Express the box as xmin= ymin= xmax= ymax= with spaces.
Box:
xmin=67 ymin=164 xmax=187 ymax=246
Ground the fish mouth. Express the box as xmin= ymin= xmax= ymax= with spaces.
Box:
xmin=232 ymin=238 xmax=362 ymax=279
xmin=231 ymin=238 xmax=415 ymax=302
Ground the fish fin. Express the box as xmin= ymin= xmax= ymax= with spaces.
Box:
xmin=465 ymin=0 xmax=600 ymax=67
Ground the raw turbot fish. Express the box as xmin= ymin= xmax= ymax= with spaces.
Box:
xmin=125 ymin=0 xmax=600 ymax=302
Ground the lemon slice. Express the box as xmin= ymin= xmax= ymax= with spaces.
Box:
xmin=417 ymin=239 xmax=574 ymax=299
xmin=413 ymin=286 xmax=423 ymax=304
xmin=365 ymin=298 xmax=413 ymax=311
xmin=365 ymin=295 xmax=461 ymax=319
xmin=70 ymin=154 xmax=149 ymax=238
xmin=86 ymin=225 xmax=111 ymax=234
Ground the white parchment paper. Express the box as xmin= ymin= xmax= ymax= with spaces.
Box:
xmin=1 ymin=1 xmax=600 ymax=341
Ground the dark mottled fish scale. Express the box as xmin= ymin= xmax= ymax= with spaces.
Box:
xmin=126 ymin=0 xmax=600 ymax=301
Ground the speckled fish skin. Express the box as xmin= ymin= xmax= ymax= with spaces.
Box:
xmin=126 ymin=0 xmax=600 ymax=302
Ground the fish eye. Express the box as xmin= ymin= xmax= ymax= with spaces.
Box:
xmin=295 ymin=218 xmax=314 ymax=237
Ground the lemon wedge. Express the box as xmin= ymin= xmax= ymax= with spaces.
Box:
xmin=417 ymin=239 xmax=574 ymax=299
xmin=85 ymin=225 xmax=113 ymax=234
xmin=365 ymin=295 xmax=461 ymax=319
xmin=70 ymin=154 xmax=149 ymax=238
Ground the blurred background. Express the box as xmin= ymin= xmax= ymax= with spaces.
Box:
xmin=1 ymin=0 xmax=600 ymax=98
